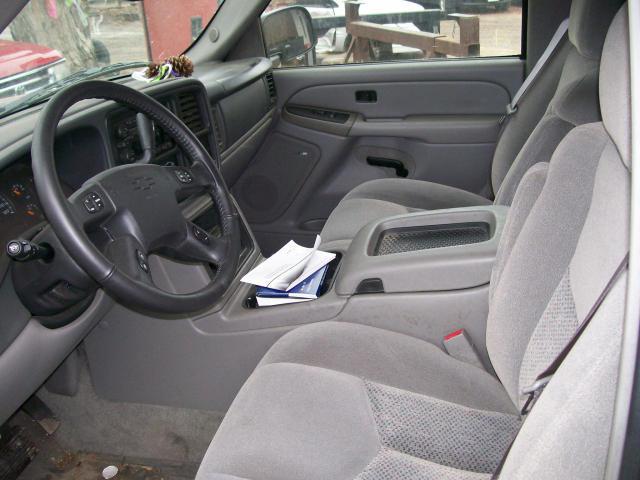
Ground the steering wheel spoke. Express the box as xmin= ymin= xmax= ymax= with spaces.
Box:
xmin=161 ymin=221 xmax=228 ymax=266
xmin=165 ymin=162 xmax=214 ymax=201
xmin=103 ymin=234 xmax=155 ymax=286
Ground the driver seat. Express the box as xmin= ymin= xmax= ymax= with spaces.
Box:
xmin=196 ymin=6 xmax=630 ymax=480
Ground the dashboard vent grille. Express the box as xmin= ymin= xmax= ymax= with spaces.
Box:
xmin=265 ymin=72 xmax=277 ymax=105
xmin=210 ymin=104 xmax=226 ymax=152
xmin=177 ymin=93 xmax=205 ymax=133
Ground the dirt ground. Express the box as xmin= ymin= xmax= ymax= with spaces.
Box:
xmin=477 ymin=5 xmax=523 ymax=56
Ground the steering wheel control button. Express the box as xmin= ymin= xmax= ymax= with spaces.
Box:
xmin=175 ymin=169 xmax=193 ymax=184
xmin=193 ymin=226 xmax=210 ymax=244
xmin=136 ymin=249 xmax=150 ymax=273
xmin=83 ymin=192 xmax=104 ymax=214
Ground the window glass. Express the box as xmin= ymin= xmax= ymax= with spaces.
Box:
xmin=0 ymin=0 xmax=223 ymax=110
xmin=263 ymin=0 xmax=522 ymax=68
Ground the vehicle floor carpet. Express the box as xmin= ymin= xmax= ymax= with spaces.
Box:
xmin=36 ymin=350 xmax=223 ymax=465
xmin=9 ymin=410 xmax=198 ymax=480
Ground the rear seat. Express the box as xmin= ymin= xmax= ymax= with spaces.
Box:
xmin=195 ymin=4 xmax=631 ymax=480
xmin=320 ymin=0 xmax=623 ymax=247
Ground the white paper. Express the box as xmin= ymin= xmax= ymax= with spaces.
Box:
xmin=256 ymin=296 xmax=313 ymax=307
xmin=240 ymin=235 xmax=335 ymax=291
xmin=286 ymin=249 xmax=335 ymax=291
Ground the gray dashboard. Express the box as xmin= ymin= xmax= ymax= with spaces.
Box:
xmin=0 ymin=56 xmax=274 ymax=424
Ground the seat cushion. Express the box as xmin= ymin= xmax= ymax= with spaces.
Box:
xmin=320 ymin=179 xmax=491 ymax=244
xmin=260 ymin=321 xmax=516 ymax=414
xmin=197 ymin=361 xmax=519 ymax=480
xmin=196 ymin=322 xmax=520 ymax=480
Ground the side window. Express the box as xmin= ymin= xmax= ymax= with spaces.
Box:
xmin=262 ymin=0 xmax=523 ymax=68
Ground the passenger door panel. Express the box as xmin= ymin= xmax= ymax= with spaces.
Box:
xmin=233 ymin=59 xmax=523 ymax=254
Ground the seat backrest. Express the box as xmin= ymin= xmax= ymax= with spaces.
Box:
xmin=487 ymin=5 xmax=630 ymax=477
xmin=491 ymin=0 xmax=623 ymax=205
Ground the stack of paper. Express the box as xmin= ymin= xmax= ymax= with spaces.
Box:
xmin=241 ymin=236 xmax=335 ymax=307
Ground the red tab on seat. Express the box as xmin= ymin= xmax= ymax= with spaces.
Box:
xmin=444 ymin=328 xmax=464 ymax=341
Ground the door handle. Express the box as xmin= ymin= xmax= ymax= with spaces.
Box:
xmin=366 ymin=156 xmax=408 ymax=178
xmin=356 ymin=90 xmax=377 ymax=103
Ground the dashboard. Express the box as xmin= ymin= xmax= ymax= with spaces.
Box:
xmin=0 ymin=57 xmax=275 ymax=261
xmin=108 ymin=90 xmax=215 ymax=167
xmin=0 ymin=56 xmax=276 ymax=427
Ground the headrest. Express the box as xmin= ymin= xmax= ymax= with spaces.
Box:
xmin=599 ymin=5 xmax=631 ymax=168
xmin=569 ymin=0 xmax=625 ymax=59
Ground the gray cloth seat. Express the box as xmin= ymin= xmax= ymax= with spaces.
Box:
xmin=196 ymin=4 xmax=631 ymax=480
xmin=319 ymin=179 xmax=492 ymax=245
xmin=320 ymin=0 xmax=621 ymax=245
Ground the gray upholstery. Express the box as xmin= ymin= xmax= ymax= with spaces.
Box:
xmin=489 ymin=162 xmax=548 ymax=302
xmin=491 ymin=37 xmax=603 ymax=205
xmin=320 ymin=0 xmax=622 ymax=245
xmin=356 ymin=448 xmax=490 ymax=480
xmin=259 ymin=321 xmax=515 ymax=414
xmin=568 ymin=0 xmax=624 ymax=59
xmin=486 ymin=123 xmax=609 ymax=404
xmin=321 ymin=179 xmax=490 ymax=244
xmin=197 ymin=363 xmax=381 ymax=480
xmin=489 ymin=40 xmax=570 ymax=196
xmin=363 ymin=381 xmax=519 ymax=473
xmin=196 ymin=5 xmax=630 ymax=480
xmin=599 ymin=5 xmax=631 ymax=167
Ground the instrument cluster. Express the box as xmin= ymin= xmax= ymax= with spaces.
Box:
xmin=0 ymin=162 xmax=45 ymax=248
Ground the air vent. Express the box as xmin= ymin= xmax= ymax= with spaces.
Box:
xmin=210 ymin=104 xmax=226 ymax=152
xmin=177 ymin=93 xmax=205 ymax=134
xmin=265 ymin=71 xmax=277 ymax=105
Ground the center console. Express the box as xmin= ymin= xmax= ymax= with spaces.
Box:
xmin=336 ymin=205 xmax=507 ymax=295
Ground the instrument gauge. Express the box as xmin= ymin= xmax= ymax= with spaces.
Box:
xmin=25 ymin=203 xmax=40 ymax=218
xmin=10 ymin=183 xmax=27 ymax=198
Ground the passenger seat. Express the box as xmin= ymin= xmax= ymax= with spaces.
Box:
xmin=195 ymin=5 xmax=631 ymax=479
xmin=320 ymin=0 xmax=623 ymax=246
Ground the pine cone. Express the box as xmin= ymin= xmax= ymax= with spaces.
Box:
xmin=145 ymin=62 xmax=161 ymax=79
xmin=167 ymin=55 xmax=194 ymax=77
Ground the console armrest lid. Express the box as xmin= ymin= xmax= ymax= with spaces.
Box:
xmin=335 ymin=206 xmax=508 ymax=295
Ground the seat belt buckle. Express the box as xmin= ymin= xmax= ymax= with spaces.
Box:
xmin=443 ymin=329 xmax=484 ymax=370
xmin=520 ymin=375 xmax=552 ymax=416
xmin=499 ymin=103 xmax=518 ymax=125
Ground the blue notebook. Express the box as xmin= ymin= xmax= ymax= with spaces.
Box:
xmin=256 ymin=264 xmax=329 ymax=300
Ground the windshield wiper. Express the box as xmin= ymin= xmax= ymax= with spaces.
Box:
xmin=0 ymin=61 xmax=149 ymax=118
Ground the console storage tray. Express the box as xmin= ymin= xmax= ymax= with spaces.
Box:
xmin=336 ymin=206 xmax=508 ymax=295
xmin=374 ymin=222 xmax=491 ymax=255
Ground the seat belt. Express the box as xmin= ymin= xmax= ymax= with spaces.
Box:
xmin=491 ymin=252 xmax=629 ymax=479
xmin=499 ymin=18 xmax=570 ymax=125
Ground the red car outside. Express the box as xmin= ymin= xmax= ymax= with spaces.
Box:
xmin=0 ymin=39 xmax=65 ymax=101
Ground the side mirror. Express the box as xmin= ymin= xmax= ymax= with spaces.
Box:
xmin=262 ymin=6 xmax=317 ymax=65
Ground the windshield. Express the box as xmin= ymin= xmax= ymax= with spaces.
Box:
xmin=0 ymin=0 xmax=224 ymax=115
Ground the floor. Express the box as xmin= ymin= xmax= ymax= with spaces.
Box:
xmin=5 ymin=411 xmax=198 ymax=480
xmin=3 ymin=351 xmax=223 ymax=480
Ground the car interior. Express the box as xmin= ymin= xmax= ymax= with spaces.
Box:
xmin=0 ymin=0 xmax=638 ymax=479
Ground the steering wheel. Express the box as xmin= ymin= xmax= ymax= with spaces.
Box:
xmin=31 ymin=80 xmax=242 ymax=314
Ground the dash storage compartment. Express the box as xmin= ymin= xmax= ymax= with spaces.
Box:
xmin=374 ymin=222 xmax=491 ymax=256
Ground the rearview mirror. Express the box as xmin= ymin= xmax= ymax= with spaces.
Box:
xmin=262 ymin=6 xmax=317 ymax=65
